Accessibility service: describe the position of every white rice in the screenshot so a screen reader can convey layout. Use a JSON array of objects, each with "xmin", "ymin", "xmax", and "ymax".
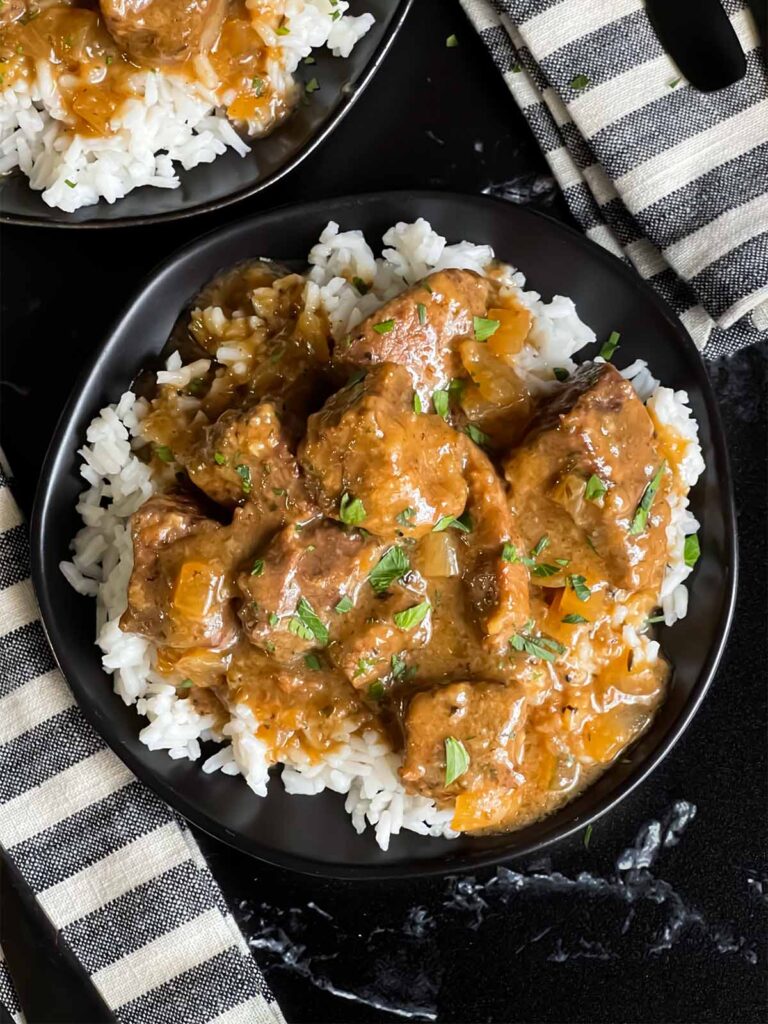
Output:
[
  {"xmin": 60, "ymin": 218, "xmax": 705, "ymax": 850},
  {"xmin": 0, "ymin": 1, "xmax": 373, "ymax": 212}
]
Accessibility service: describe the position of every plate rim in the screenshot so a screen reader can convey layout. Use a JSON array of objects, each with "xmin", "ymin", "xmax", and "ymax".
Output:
[
  {"xmin": 0, "ymin": 0, "xmax": 414, "ymax": 230},
  {"xmin": 30, "ymin": 190, "xmax": 739, "ymax": 878}
]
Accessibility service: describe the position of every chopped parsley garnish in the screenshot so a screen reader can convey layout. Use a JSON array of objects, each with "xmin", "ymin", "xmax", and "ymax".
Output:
[
  {"xmin": 417, "ymin": 302, "xmax": 427, "ymax": 325},
  {"xmin": 629, "ymin": 461, "xmax": 666, "ymax": 536},
  {"xmin": 250, "ymin": 559, "xmax": 265, "ymax": 577},
  {"xmin": 646, "ymin": 614, "xmax": 665, "ymax": 625},
  {"xmin": 553, "ymin": 367, "xmax": 569, "ymax": 382},
  {"xmin": 153, "ymin": 445, "xmax": 174, "ymax": 463},
  {"xmin": 668, "ymin": 77, "xmax": 681, "ymax": 88},
  {"xmin": 585, "ymin": 474, "xmax": 607, "ymax": 503},
  {"xmin": 393, "ymin": 601, "xmax": 431, "ymax": 631},
  {"xmin": 396, "ymin": 506, "xmax": 415, "ymax": 527},
  {"xmin": 583, "ymin": 823, "xmax": 593, "ymax": 848},
  {"xmin": 369, "ymin": 546, "xmax": 410, "ymax": 594},
  {"xmin": 530, "ymin": 562, "xmax": 562, "ymax": 578},
  {"xmin": 339, "ymin": 492, "xmax": 366, "ymax": 525},
  {"xmin": 64, "ymin": 179, "xmax": 76, "ymax": 189},
  {"xmin": 268, "ymin": 612, "xmax": 279, "ymax": 627},
  {"xmin": 432, "ymin": 389, "xmax": 449, "ymax": 419},
  {"xmin": 566, "ymin": 574, "xmax": 591, "ymax": 601},
  {"xmin": 422, "ymin": 281, "xmax": 433, "ymax": 293},
  {"xmin": 178, "ymin": 678, "xmax": 194, "ymax": 689},
  {"xmin": 509, "ymin": 623, "xmax": 566, "ymax": 662},
  {"xmin": 354, "ymin": 657, "xmax": 375, "ymax": 678},
  {"xmin": 334, "ymin": 595, "xmax": 353, "ymax": 614},
  {"xmin": 473, "ymin": 316, "xmax": 500, "ymax": 341},
  {"xmin": 570, "ymin": 73, "xmax": 590, "ymax": 90},
  {"xmin": 444, "ymin": 736, "xmax": 469, "ymax": 785},
  {"xmin": 448, "ymin": 377, "xmax": 466, "ymax": 398},
  {"xmin": 503, "ymin": 538, "xmax": 563, "ymax": 579},
  {"xmin": 372, "ymin": 319, "xmax": 395, "ymax": 334},
  {"xmin": 599, "ymin": 330, "xmax": 620, "ymax": 361},
  {"xmin": 276, "ymin": 24, "xmax": 290, "ymax": 35},
  {"xmin": 235, "ymin": 464, "xmax": 252, "ymax": 495},
  {"xmin": 390, "ymin": 653, "xmax": 406, "ymax": 678},
  {"xmin": 562, "ymin": 613, "xmax": 589, "ymax": 625},
  {"xmin": 305, "ymin": 77, "xmax": 320, "ymax": 94},
  {"xmin": 368, "ymin": 680, "xmax": 385, "ymax": 700},
  {"xmin": 353, "ymin": 276, "xmax": 370, "ymax": 295},
  {"xmin": 213, "ymin": 451, "xmax": 226, "ymax": 465},
  {"xmin": 303, "ymin": 55, "xmax": 316, "ymax": 64},
  {"xmin": 464, "ymin": 423, "xmax": 490, "ymax": 447},
  {"xmin": 683, "ymin": 533, "xmax": 700, "ymax": 568},
  {"xmin": 531, "ymin": 535, "xmax": 549, "ymax": 558},
  {"xmin": 412, "ymin": 392, "xmax": 423, "ymax": 414},
  {"xmin": 288, "ymin": 597, "xmax": 329, "ymax": 647},
  {"xmin": 304, "ymin": 653, "xmax": 322, "ymax": 671},
  {"xmin": 446, "ymin": 34, "xmax": 459, "ymax": 48},
  {"xmin": 251, "ymin": 77, "xmax": 265, "ymax": 95},
  {"xmin": 433, "ymin": 512, "xmax": 472, "ymax": 533}
]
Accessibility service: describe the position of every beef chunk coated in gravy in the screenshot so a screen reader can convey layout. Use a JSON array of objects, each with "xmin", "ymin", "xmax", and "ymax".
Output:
[
  {"xmin": 504, "ymin": 361, "xmax": 670, "ymax": 591},
  {"xmin": 401, "ymin": 681, "xmax": 527, "ymax": 802},
  {"xmin": 237, "ymin": 520, "xmax": 385, "ymax": 663},
  {"xmin": 334, "ymin": 269, "xmax": 490, "ymax": 403},
  {"xmin": 99, "ymin": 0, "xmax": 227, "ymax": 65},
  {"xmin": 299, "ymin": 363, "xmax": 468, "ymax": 541},
  {"xmin": 179, "ymin": 400, "xmax": 306, "ymax": 509}
]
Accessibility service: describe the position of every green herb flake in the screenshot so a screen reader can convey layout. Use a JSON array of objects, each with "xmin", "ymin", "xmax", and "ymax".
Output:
[
  {"xmin": 683, "ymin": 533, "xmax": 700, "ymax": 568},
  {"xmin": 250, "ymin": 558, "xmax": 265, "ymax": 577},
  {"xmin": 153, "ymin": 445, "xmax": 174, "ymax": 463},
  {"xmin": 432, "ymin": 389, "xmax": 449, "ymax": 419},
  {"xmin": 421, "ymin": 281, "xmax": 433, "ymax": 294},
  {"xmin": 531, "ymin": 535, "xmax": 550, "ymax": 558},
  {"xmin": 251, "ymin": 76, "xmax": 265, "ymax": 95},
  {"xmin": 509, "ymin": 625, "xmax": 566, "ymax": 663},
  {"xmin": 433, "ymin": 512, "xmax": 472, "ymax": 534},
  {"xmin": 583, "ymin": 823, "xmax": 593, "ymax": 849},
  {"xmin": 235, "ymin": 463, "xmax": 252, "ymax": 495},
  {"xmin": 396, "ymin": 506, "xmax": 415, "ymax": 527},
  {"xmin": 353, "ymin": 276, "xmax": 370, "ymax": 295},
  {"xmin": 646, "ymin": 614, "xmax": 665, "ymax": 625},
  {"xmin": 562, "ymin": 613, "xmax": 589, "ymax": 625},
  {"xmin": 393, "ymin": 601, "xmax": 431, "ymax": 631},
  {"xmin": 372, "ymin": 319, "xmax": 395, "ymax": 334},
  {"xmin": 668, "ymin": 77, "xmax": 681, "ymax": 89},
  {"xmin": 599, "ymin": 330, "xmax": 621, "ymax": 361},
  {"xmin": 501, "ymin": 542, "xmax": 517, "ymax": 563},
  {"xmin": 585, "ymin": 474, "xmax": 607, "ymax": 503},
  {"xmin": 289, "ymin": 596, "xmax": 329, "ymax": 647},
  {"xmin": 334, "ymin": 595, "xmax": 353, "ymax": 614},
  {"xmin": 566, "ymin": 574, "xmax": 591, "ymax": 602},
  {"xmin": 464, "ymin": 423, "xmax": 490, "ymax": 447},
  {"xmin": 530, "ymin": 562, "xmax": 562, "ymax": 578},
  {"xmin": 304, "ymin": 653, "xmax": 322, "ymax": 671},
  {"xmin": 629, "ymin": 461, "xmax": 666, "ymax": 536},
  {"xmin": 473, "ymin": 315, "xmax": 501, "ymax": 342},
  {"xmin": 64, "ymin": 179, "xmax": 76, "ymax": 189},
  {"xmin": 412, "ymin": 392, "xmax": 423, "ymax": 414},
  {"xmin": 268, "ymin": 612, "xmax": 279, "ymax": 627},
  {"xmin": 553, "ymin": 367, "xmax": 569, "ymax": 382},
  {"xmin": 570, "ymin": 73, "xmax": 590, "ymax": 90},
  {"xmin": 446, "ymin": 33, "xmax": 459, "ymax": 48},
  {"xmin": 444, "ymin": 736, "xmax": 469, "ymax": 785},
  {"xmin": 303, "ymin": 55, "xmax": 316, "ymax": 64},
  {"xmin": 368, "ymin": 680, "xmax": 385, "ymax": 700},
  {"xmin": 178, "ymin": 678, "xmax": 194, "ymax": 690},
  {"xmin": 417, "ymin": 301, "xmax": 427, "ymax": 325},
  {"xmin": 305, "ymin": 77, "xmax": 320, "ymax": 94},
  {"xmin": 213, "ymin": 451, "xmax": 226, "ymax": 465},
  {"xmin": 354, "ymin": 657, "xmax": 375, "ymax": 679},
  {"xmin": 390, "ymin": 653, "xmax": 406, "ymax": 678},
  {"xmin": 339, "ymin": 492, "xmax": 366, "ymax": 525},
  {"xmin": 369, "ymin": 546, "xmax": 410, "ymax": 594},
  {"xmin": 276, "ymin": 24, "xmax": 290, "ymax": 35}
]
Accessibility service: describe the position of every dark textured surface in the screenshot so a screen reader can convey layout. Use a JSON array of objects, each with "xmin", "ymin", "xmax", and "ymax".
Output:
[{"xmin": 1, "ymin": 1, "xmax": 766, "ymax": 1021}]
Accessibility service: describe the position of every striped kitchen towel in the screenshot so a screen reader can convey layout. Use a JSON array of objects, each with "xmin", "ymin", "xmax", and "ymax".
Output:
[
  {"xmin": 460, "ymin": 0, "xmax": 768, "ymax": 357},
  {"xmin": 0, "ymin": 466, "xmax": 284, "ymax": 1024}
]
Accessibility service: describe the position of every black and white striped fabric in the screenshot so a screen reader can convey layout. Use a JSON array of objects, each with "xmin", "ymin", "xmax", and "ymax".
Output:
[
  {"xmin": 0, "ymin": 467, "xmax": 283, "ymax": 1024},
  {"xmin": 460, "ymin": 0, "xmax": 768, "ymax": 357}
]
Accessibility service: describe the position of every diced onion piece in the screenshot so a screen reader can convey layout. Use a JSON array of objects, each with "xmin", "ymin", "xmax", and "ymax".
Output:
[
  {"xmin": 417, "ymin": 531, "xmax": 460, "ymax": 578},
  {"xmin": 580, "ymin": 705, "xmax": 651, "ymax": 764},
  {"xmin": 172, "ymin": 561, "xmax": 220, "ymax": 619},
  {"xmin": 486, "ymin": 305, "xmax": 532, "ymax": 358},
  {"xmin": 452, "ymin": 787, "xmax": 522, "ymax": 832}
]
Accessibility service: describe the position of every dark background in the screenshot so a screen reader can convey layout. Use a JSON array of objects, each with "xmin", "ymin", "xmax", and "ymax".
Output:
[{"xmin": 1, "ymin": 1, "xmax": 767, "ymax": 1021}]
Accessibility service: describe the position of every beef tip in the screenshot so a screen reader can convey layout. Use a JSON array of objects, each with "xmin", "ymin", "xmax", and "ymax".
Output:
[
  {"xmin": 0, "ymin": 0, "xmax": 27, "ymax": 29},
  {"xmin": 504, "ymin": 362, "xmax": 670, "ymax": 591},
  {"xmin": 329, "ymin": 592, "xmax": 430, "ymax": 691},
  {"xmin": 335, "ymin": 269, "xmax": 490, "ymax": 403},
  {"xmin": 400, "ymin": 681, "xmax": 527, "ymax": 802},
  {"xmin": 178, "ymin": 400, "xmax": 306, "ymax": 510},
  {"xmin": 298, "ymin": 362, "xmax": 468, "ymax": 541},
  {"xmin": 237, "ymin": 520, "xmax": 384, "ymax": 663},
  {"xmin": 99, "ymin": 0, "xmax": 226, "ymax": 65},
  {"xmin": 460, "ymin": 439, "xmax": 530, "ymax": 645},
  {"xmin": 120, "ymin": 492, "xmax": 238, "ymax": 649}
]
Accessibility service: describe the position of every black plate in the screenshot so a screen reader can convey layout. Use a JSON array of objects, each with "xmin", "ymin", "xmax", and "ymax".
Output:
[
  {"xmin": 31, "ymin": 192, "xmax": 738, "ymax": 878},
  {"xmin": 0, "ymin": 1, "xmax": 411, "ymax": 228}
]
